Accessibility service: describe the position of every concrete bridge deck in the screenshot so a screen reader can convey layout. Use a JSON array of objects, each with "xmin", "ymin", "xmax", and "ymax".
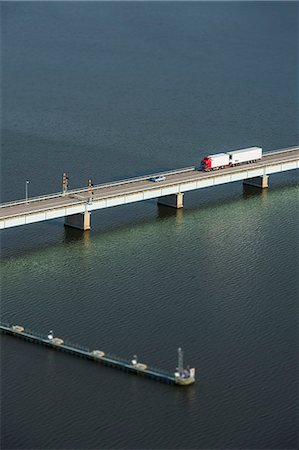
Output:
[{"xmin": 1, "ymin": 146, "xmax": 298, "ymax": 230}]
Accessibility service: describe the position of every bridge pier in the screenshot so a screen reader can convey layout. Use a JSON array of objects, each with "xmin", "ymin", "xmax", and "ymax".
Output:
[
  {"xmin": 158, "ymin": 193, "xmax": 184, "ymax": 209},
  {"xmin": 243, "ymin": 175, "xmax": 269, "ymax": 189},
  {"xmin": 64, "ymin": 212, "xmax": 91, "ymax": 230}
]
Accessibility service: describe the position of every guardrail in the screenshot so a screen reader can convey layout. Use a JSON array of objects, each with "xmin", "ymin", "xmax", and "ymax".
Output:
[
  {"xmin": 263, "ymin": 146, "xmax": 299, "ymax": 156},
  {"xmin": 0, "ymin": 199, "xmax": 90, "ymax": 220}
]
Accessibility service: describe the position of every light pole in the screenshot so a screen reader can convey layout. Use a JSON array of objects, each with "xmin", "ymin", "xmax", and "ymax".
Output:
[{"xmin": 25, "ymin": 180, "xmax": 30, "ymax": 202}]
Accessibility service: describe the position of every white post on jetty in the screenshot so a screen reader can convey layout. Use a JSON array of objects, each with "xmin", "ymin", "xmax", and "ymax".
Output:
[
  {"xmin": 131, "ymin": 355, "xmax": 138, "ymax": 366},
  {"xmin": 178, "ymin": 347, "xmax": 184, "ymax": 376},
  {"xmin": 47, "ymin": 330, "xmax": 54, "ymax": 340}
]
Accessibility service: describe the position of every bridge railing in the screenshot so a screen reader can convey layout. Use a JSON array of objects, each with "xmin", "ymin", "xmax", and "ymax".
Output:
[
  {"xmin": 263, "ymin": 146, "xmax": 299, "ymax": 156},
  {"xmin": 0, "ymin": 166, "xmax": 196, "ymax": 209}
]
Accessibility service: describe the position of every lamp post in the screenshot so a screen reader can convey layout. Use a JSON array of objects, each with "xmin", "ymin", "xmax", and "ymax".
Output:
[{"xmin": 25, "ymin": 180, "xmax": 30, "ymax": 202}]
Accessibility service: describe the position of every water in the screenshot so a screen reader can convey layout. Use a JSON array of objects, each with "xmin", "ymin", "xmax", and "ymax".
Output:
[{"xmin": 1, "ymin": 2, "xmax": 298, "ymax": 449}]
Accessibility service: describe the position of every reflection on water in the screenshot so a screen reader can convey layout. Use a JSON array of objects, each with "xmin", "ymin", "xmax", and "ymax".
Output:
[
  {"xmin": 157, "ymin": 204, "xmax": 184, "ymax": 224},
  {"xmin": 242, "ymin": 183, "xmax": 269, "ymax": 200},
  {"xmin": 63, "ymin": 226, "xmax": 91, "ymax": 248},
  {"xmin": 174, "ymin": 383, "xmax": 198, "ymax": 405}
]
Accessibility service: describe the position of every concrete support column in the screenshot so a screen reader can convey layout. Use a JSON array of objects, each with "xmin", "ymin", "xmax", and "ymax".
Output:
[
  {"xmin": 158, "ymin": 193, "xmax": 184, "ymax": 208},
  {"xmin": 64, "ymin": 212, "xmax": 91, "ymax": 230},
  {"xmin": 243, "ymin": 175, "xmax": 269, "ymax": 189}
]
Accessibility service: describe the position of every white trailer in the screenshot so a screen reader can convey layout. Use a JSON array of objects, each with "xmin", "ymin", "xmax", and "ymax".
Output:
[
  {"xmin": 208, "ymin": 153, "xmax": 230, "ymax": 169},
  {"xmin": 227, "ymin": 147, "xmax": 262, "ymax": 165}
]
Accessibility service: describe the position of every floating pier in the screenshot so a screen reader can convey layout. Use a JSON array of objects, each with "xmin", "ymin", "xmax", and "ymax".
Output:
[{"xmin": 0, "ymin": 323, "xmax": 196, "ymax": 386}]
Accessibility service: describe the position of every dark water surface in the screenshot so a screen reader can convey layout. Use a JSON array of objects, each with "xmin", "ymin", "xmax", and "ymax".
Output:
[{"xmin": 1, "ymin": 2, "xmax": 298, "ymax": 449}]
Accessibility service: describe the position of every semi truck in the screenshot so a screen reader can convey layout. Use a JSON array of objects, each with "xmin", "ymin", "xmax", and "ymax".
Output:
[
  {"xmin": 201, "ymin": 153, "xmax": 230, "ymax": 171},
  {"xmin": 201, "ymin": 147, "xmax": 262, "ymax": 171}
]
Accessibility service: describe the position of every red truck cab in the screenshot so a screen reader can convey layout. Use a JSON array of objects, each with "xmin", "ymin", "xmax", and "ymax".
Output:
[{"xmin": 201, "ymin": 157, "xmax": 212, "ymax": 171}]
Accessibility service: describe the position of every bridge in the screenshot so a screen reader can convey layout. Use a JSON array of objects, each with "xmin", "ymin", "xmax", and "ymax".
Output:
[{"xmin": 1, "ymin": 146, "xmax": 298, "ymax": 230}]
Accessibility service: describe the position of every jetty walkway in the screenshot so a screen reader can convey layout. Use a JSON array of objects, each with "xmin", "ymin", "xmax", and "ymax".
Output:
[{"xmin": 0, "ymin": 323, "xmax": 196, "ymax": 386}]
